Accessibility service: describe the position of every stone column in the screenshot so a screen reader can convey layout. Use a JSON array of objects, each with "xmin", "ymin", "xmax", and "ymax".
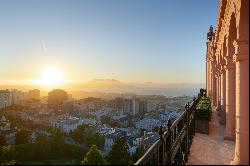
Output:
[
  {"xmin": 233, "ymin": 39, "xmax": 249, "ymax": 165},
  {"xmin": 224, "ymin": 56, "xmax": 236, "ymax": 141},
  {"xmin": 213, "ymin": 73, "xmax": 218, "ymax": 107},
  {"xmin": 211, "ymin": 61, "xmax": 217, "ymax": 108},
  {"xmin": 219, "ymin": 72, "xmax": 221, "ymax": 109},
  {"xmin": 219, "ymin": 68, "xmax": 226, "ymax": 125},
  {"xmin": 206, "ymin": 57, "xmax": 208, "ymax": 96},
  {"xmin": 207, "ymin": 59, "xmax": 211, "ymax": 98},
  {"xmin": 216, "ymin": 71, "xmax": 221, "ymax": 114},
  {"xmin": 209, "ymin": 60, "xmax": 212, "ymax": 99}
]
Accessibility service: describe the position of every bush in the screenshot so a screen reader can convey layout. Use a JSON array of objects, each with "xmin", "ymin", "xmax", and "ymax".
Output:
[{"xmin": 195, "ymin": 97, "xmax": 212, "ymax": 121}]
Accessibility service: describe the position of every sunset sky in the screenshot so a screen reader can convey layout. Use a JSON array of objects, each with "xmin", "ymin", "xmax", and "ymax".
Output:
[{"xmin": 0, "ymin": 0, "xmax": 218, "ymax": 87}]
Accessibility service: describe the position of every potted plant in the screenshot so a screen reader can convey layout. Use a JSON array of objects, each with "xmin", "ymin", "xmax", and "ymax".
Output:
[{"xmin": 194, "ymin": 97, "xmax": 211, "ymax": 134}]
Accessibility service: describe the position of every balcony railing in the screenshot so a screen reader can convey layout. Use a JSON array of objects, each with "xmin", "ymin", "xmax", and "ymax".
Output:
[{"xmin": 135, "ymin": 91, "xmax": 203, "ymax": 165}]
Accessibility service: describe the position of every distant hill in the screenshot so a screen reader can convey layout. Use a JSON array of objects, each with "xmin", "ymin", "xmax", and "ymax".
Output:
[{"xmin": 83, "ymin": 79, "xmax": 128, "ymax": 88}]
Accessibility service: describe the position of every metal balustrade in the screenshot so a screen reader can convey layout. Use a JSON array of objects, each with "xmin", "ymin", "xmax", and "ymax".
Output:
[{"xmin": 135, "ymin": 92, "xmax": 202, "ymax": 165}]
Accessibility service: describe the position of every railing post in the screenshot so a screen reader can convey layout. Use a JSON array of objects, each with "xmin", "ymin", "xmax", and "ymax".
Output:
[
  {"xmin": 185, "ymin": 103, "xmax": 190, "ymax": 158},
  {"xmin": 165, "ymin": 120, "xmax": 172, "ymax": 165},
  {"xmin": 158, "ymin": 125, "xmax": 164, "ymax": 165}
]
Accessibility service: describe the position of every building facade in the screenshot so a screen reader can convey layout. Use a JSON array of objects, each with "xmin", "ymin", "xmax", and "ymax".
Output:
[
  {"xmin": 0, "ymin": 90, "xmax": 11, "ymax": 108},
  {"xmin": 205, "ymin": 0, "xmax": 248, "ymax": 164}
]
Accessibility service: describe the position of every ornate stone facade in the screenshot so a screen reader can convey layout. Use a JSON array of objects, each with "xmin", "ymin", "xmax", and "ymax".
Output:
[{"xmin": 205, "ymin": 0, "xmax": 248, "ymax": 164}]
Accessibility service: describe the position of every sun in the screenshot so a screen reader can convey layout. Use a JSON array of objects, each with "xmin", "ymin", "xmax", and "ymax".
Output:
[{"xmin": 36, "ymin": 65, "xmax": 64, "ymax": 87}]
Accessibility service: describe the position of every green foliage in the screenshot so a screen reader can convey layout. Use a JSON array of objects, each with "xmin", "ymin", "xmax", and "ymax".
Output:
[
  {"xmin": 7, "ymin": 139, "xmax": 86, "ymax": 161},
  {"xmin": 0, "ymin": 159, "xmax": 19, "ymax": 165},
  {"xmin": 195, "ymin": 97, "xmax": 212, "ymax": 121},
  {"xmin": 87, "ymin": 133, "xmax": 104, "ymax": 150},
  {"xmin": 51, "ymin": 128, "xmax": 65, "ymax": 145},
  {"xmin": 70, "ymin": 124, "xmax": 104, "ymax": 149},
  {"xmin": 0, "ymin": 145, "xmax": 16, "ymax": 162},
  {"xmin": 131, "ymin": 149, "xmax": 145, "ymax": 164},
  {"xmin": 15, "ymin": 128, "xmax": 31, "ymax": 145},
  {"xmin": 0, "ymin": 111, "xmax": 52, "ymax": 132},
  {"xmin": 108, "ymin": 137, "xmax": 131, "ymax": 165},
  {"xmin": 70, "ymin": 124, "xmax": 89, "ymax": 144},
  {"xmin": 35, "ymin": 134, "xmax": 48, "ymax": 143},
  {"xmin": 0, "ymin": 134, "xmax": 8, "ymax": 148},
  {"xmin": 10, "ymin": 139, "xmax": 87, "ymax": 162},
  {"xmin": 82, "ymin": 145, "xmax": 105, "ymax": 165},
  {"xmin": 100, "ymin": 115, "xmax": 110, "ymax": 125},
  {"xmin": 0, "ymin": 127, "xmax": 87, "ymax": 163}
]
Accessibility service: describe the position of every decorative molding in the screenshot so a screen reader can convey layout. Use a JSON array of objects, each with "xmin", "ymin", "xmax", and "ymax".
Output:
[
  {"xmin": 224, "ymin": 56, "xmax": 235, "ymax": 70},
  {"xmin": 233, "ymin": 39, "xmax": 249, "ymax": 62}
]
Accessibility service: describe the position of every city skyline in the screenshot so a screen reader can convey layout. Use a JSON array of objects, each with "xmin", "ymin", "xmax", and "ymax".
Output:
[{"xmin": 0, "ymin": 0, "xmax": 218, "ymax": 89}]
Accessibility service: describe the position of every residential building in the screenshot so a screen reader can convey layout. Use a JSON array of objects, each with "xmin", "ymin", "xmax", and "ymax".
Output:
[
  {"xmin": 135, "ymin": 118, "xmax": 160, "ymax": 131},
  {"xmin": 0, "ymin": 90, "xmax": 11, "ymax": 108}
]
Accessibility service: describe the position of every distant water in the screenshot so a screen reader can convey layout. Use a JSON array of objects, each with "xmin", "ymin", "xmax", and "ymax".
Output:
[{"xmin": 83, "ymin": 86, "xmax": 203, "ymax": 97}]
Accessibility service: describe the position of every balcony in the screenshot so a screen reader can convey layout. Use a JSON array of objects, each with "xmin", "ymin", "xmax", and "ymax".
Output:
[
  {"xmin": 135, "ymin": 89, "xmax": 235, "ymax": 165},
  {"xmin": 134, "ymin": 91, "xmax": 202, "ymax": 165},
  {"xmin": 187, "ymin": 106, "xmax": 235, "ymax": 165}
]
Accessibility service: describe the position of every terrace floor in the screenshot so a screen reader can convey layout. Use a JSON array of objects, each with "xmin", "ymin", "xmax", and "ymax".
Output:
[{"xmin": 187, "ymin": 110, "xmax": 235, "ymax": 165}]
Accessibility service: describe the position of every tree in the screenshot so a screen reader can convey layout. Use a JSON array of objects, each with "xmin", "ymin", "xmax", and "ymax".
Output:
[
  {"xmin": 0, "ymin": 134, "xmax": 8, "ymax": 157},
  {"xmin": 100, "ymin": 115, "xmax": 110, "ymax": 124},
  {"xmin": 0, "ymin": 145, "xmax": 16, "ymax": 162},
  {"xmin": 70, "ymin": 124, "xmax": 89, "ymax": 144},
  {"xmin": 51, "ymin": 128, "xmax": 65, "ymax": 145},
  {"xmin": 36, "ymin": 134, "xmax": 48, "ymax": 143},
  {"xmin": 0, "ymin": 134, "xmax": 8, "ymax": 147},
  {"xmin": 108, "ymin": 137, "xmax": 131, "ymax": 165},
  {"xmin": 48, "ymin": 89, "xmax": 67, "ymax": 110},
  {"xmin": 131, "ymin": 149, "xmax": 145, "ymax": 163},
  {"xmin": 82, "ymin": 145, "xmax": 105, "ymax": 165},
  {"xmin": 15, "ymin": 129, "xmax": 31, "ymax": 145},
  {"xmin": 87, "ymin": 133, "xmax": 104, "ymax": 150}
]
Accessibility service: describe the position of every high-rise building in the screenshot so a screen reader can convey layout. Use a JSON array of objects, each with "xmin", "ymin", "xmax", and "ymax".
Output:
[
  {"xmin": 139, "ymin": 99, "xmax": 147, "ymax": 116},
  {"xmin": 114, "ymin": 97, "xmax": 123, "ymax": 113},
  {"xmin": 0, "ymin": 89, "xmax": 11, "ymax": 108},
  {"xmin": 123, "ymin": 98, "xmax": 133, "ymax": 114},
  {"xmin": 132, "ymin": 97, "xmax": 139, "ymax": 116}
]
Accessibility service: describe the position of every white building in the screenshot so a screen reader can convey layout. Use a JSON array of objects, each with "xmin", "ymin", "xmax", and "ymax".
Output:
[
  {"xmin": 51, "ymin": 117, "xmax": 96, "ymax": 133},
  {"xmin": 51, "ymin": 117, "xmax": 80, "ymax": 133},
  {"xmin": 80, "ymin": 118, "xmax": 96, "ymax": 125},
  {"xmin": 135, "ymin": 118, "xmax": 160, "ymax": 131}
]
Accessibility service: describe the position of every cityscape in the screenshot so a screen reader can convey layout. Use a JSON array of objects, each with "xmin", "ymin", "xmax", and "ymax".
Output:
[
  {"xmin": 0, "ymin": 88, "xmax": 193, "ymax": 164},
  {"xmin": 0, "ymin": 0, "xmax": 249, "ymax": 165}
]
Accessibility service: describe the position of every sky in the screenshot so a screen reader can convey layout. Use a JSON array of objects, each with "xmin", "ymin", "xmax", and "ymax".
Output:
[{"xmin": 0, "ymin": 0, "xmax": 219, "ymax": 86}]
